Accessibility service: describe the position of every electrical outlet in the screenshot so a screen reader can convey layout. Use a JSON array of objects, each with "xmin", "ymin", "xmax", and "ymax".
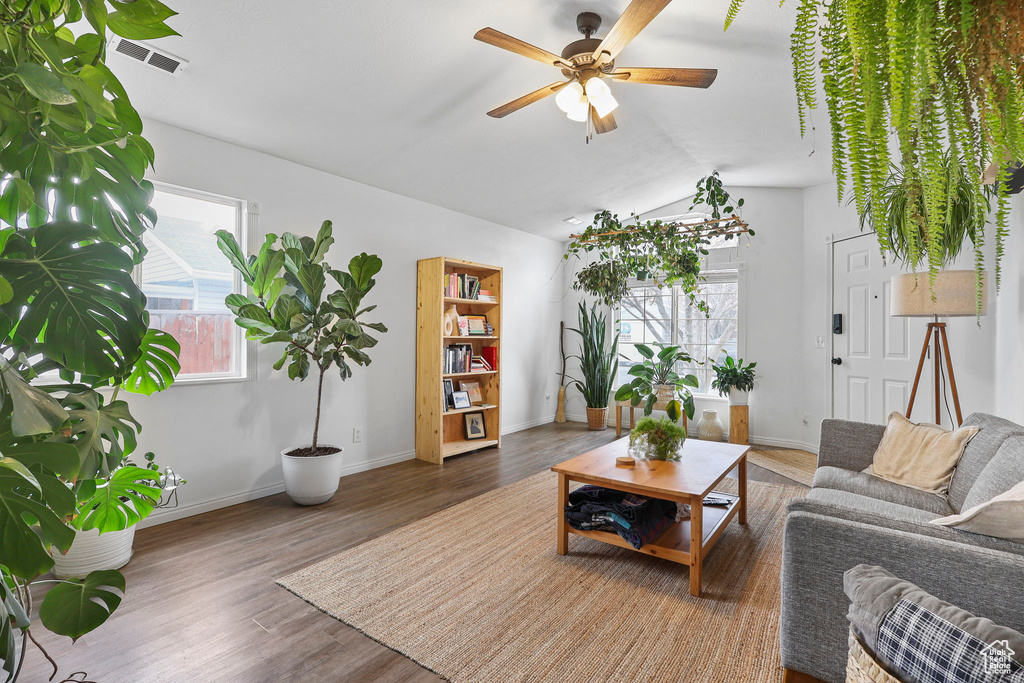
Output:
[
  {"xmin": 815, "ymin": 335, "xmax": 825, "ymax": 348},
  {"xmin": 352, "ymin": 427, "xmax": 362, "ymax": 443},
  {"xmin": 802, "ymin": 412, "xmax": 810, "ymax": 425}
]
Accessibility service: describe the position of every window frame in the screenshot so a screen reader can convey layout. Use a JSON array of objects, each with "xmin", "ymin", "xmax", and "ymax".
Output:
[
  {"xmin": 140, "ymin": 180, "xmax": 254, "ymax": 387},
  {"xmin": 615, "ymin": 264, "xmax": 746, "ymax": 399}
]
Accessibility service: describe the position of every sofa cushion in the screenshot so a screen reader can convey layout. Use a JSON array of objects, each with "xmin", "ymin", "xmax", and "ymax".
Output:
[
  {"xmin": 806, "ymin": 488, "xmax": 946, "ymax": 524},
  {"xmin": 963, "ymin": 435, "xmax": 1024, "ymax": 512},
  {"xmin": 948, "ymin": 413, "xmax": 1024, "ymax": 512},
  {"xmin": 844, "ymin": 565, "xmax": 1024, "ymax": 674},
  {"xmin": 932, "ymin": 480, "xmax": 1024, "ymax": 542},
  {"xmin": 812, "ymin": 466, "xmax": 954, "ymax": 515},
  {"xmin": 868, "ymin": 412, "xmax": 978, "ymax": 494}
]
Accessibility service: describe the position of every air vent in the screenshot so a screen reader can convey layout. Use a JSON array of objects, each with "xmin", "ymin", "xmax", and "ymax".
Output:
[
  {"xmin": 146, "ymin": 52, "xmax": 181, "ymax": 74},
  {"xmin": 109, "ymin": 37, "xmax": 188, "ymax": 76},
  {"xmin": 115, "ymin": 39, "xmax": 150, "ymax": 61}
]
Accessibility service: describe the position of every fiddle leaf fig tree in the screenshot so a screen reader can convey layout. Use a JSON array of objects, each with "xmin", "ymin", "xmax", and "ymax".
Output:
[
  {"xmin": 0, "ymin": 1, "xmax": 183, "ymax": 680},
  {"xmin": 217, "ymin": 221, "xmax": 388, "ymax": 454}
]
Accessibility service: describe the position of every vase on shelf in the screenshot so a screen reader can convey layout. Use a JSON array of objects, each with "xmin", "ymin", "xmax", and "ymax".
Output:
[{"xmin": 696, "ymin": 409, "xmax": 725, "ymax": 441}]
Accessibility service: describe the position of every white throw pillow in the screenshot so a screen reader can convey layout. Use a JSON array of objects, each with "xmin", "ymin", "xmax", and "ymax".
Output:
[
  {"xmin": 931, "ymin": 480, "xmax": 1024, "ymax": 541},
  {"xmin": 867, "ymin": 412, "xmax": 979, "ymax": 494}
]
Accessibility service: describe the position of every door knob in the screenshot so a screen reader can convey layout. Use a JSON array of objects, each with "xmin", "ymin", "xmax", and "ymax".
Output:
[{"xmin": 831, "ymin": 357, "xmax": 843, "ymax": 365}]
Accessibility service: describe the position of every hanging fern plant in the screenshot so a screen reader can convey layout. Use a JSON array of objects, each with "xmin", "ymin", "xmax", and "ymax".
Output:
[{"xmin": 725, "ymin": 0, "xmax": 1024, "ymax": 302}]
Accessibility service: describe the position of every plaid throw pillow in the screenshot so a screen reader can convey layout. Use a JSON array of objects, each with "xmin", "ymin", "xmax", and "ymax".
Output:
[{"xmin": 877, "ymin": 599, "xmax": 1024, "ymax": 683}]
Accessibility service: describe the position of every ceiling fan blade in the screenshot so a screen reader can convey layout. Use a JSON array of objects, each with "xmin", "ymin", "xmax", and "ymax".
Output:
[
  {"xmin": 474, "ymin": 28, "xmax": 573, "ymax": 69},
  {"xmin": 592, "ymin": 0, "xmax": 673, "ymax": 64},
  {"xmin": 611, "ymin": 67, "xmax": 718, "ymax": 88},
  {"xmin": 593, "ymin": 109, "xmax": 618, "ymax": 134},
  {"xmin": 487, "ymin": 81, "xmax": 570, "ymax": 118}
]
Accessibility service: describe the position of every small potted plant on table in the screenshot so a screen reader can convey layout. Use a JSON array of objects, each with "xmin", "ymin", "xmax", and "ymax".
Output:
[
  {"xmin": 217, "ymin": 221, "xmax": 387, "ymax": 505},
  {"xmin": 629, "ymin": 416, "xmax": 687, "ymax": 461},
  {"xmin": 567, "ymin": 302, "xmax": 618, "ymax": 430}
]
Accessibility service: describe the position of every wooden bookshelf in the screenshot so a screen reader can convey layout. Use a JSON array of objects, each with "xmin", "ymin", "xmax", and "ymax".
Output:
[{"xmin": 416, "ymin": 257, "xmax": 502, "ymax": 464}]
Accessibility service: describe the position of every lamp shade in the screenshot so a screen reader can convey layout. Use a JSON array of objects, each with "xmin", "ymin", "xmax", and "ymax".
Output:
[{"xmin": 890, "ymin": 270, "xmax": 988, "ymax": 317}]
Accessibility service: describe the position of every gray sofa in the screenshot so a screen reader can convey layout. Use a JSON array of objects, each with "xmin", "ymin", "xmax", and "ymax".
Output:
[{"xmin": 780, "ymin": 413, "xmax": 1024, "ymax": 683}]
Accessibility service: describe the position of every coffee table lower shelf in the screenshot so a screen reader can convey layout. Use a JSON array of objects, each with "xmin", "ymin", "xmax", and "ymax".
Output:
[{"xmin": 565, "ymin": 492, "xmax": 740, "ymax": 567}]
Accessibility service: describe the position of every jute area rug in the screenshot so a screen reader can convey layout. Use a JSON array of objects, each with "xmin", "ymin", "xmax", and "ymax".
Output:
[
  {"xmin": 748, "ymin": 448, "xmax": 818, "ymax": 487},
  {"xmin": 278, "ymin": 471, "xmax": 806, "ymax": 683}
]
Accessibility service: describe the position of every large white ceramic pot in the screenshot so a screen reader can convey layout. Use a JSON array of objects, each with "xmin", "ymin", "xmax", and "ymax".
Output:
[
  {"xmin": 51, "ymin": 526, "xmax": 136, "ymax": 579},
  {"xmin": 281, "ymin": 445, "xmax": 344, "ymax": 505},
  {"xmin": 729, "ymin": 389, "xmax": 749, "ymax": 406}
]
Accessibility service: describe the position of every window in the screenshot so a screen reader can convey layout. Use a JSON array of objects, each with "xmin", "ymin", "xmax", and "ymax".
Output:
[
  {"xmin": 139, "ymin": 184, "xmax": 248, "ymax": 381},
  {"xmin": 617, "ymin": 269, "xmax": 741, "ymax": 395}
]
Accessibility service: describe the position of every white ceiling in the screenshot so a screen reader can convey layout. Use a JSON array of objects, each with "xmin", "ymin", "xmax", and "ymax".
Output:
[{"xmin": 114, "ymin": 0, "xmax": 834, "ymax": 240}]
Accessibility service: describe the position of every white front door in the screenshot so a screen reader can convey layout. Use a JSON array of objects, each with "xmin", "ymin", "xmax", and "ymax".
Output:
[{"xmin": 831, "ymin": 234, "xmax": 930, "ymax": 424}]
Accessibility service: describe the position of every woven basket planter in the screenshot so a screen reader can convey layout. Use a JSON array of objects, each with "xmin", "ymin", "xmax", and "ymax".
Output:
[
  {"xmin": 847, "ymin": 630, "xmax": 901, "ymax": 683},
  {"xmin": 586, "ymin": 407, "xmax": 608, "ymax": 431}
]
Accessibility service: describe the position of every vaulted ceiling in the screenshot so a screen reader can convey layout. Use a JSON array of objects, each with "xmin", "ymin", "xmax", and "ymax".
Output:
[{"xmin": 115, "ymin": 0, "xmax": 833, "ymax": 240}]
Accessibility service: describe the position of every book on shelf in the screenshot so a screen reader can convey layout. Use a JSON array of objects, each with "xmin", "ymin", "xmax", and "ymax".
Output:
[
  {"xmin": 470, "ymin": 355, "xmax": 491, "ymax": 372},
  {"xmin": 477, "ymin": 289, "xmax": 496, "ymax": 302},
  {"xmin": 443, "ymin": 343, "xmax": 474, "ymax": 374},
  {"xmin": 445, "ymin": 273, "xmax": 483, "ymax": 300},
  {"xmin": 481, "ymin": 346, "xmax": 498, "ymax": 372}
]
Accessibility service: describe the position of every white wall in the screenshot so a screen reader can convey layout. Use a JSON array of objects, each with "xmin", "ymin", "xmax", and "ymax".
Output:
[
  {"xmin": 561, "ymin": 187, "xmax": 813, "ymax": 450},
  {"xmin": 133, "ymin": 119, "xmax": 566, "ymax": 525},
  {"xmin": 995, "ymin": 202, "xmax": 1024, "ymax": 424}
]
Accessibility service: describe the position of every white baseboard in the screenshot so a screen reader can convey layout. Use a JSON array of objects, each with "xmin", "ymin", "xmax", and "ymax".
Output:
[
  {"xmin": 138, "ymin": 448, "xmax": 416, "ymax": 529},
  {"xmin": 750, "ymin": 436, "xmax": 819, "ymax": 454},
  {"xmin": 501, "ymin": 415, "xmax": 556, "ymax": 434}
]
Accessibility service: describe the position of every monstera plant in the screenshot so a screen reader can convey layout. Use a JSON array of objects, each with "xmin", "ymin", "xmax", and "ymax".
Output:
[
  {"xmin": 217, "ymin": 221, "xmax": 387, "ymax": 505},
  {"xmin": 0, "ymin": 1, "xmax": 181, "ymax": 681}
]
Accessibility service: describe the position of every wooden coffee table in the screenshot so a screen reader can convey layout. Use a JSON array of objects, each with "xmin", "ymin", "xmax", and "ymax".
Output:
[{"xmin": 551, "ymin": 438, "xmax": 750, "ymax": 597}]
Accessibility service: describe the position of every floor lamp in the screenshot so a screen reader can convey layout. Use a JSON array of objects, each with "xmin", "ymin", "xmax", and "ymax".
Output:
[{"xmin": 891, "ymin": 270, "xmax": 988, "ymax": 427}]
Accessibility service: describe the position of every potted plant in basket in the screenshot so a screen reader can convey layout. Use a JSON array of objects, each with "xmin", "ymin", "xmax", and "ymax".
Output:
[
  {"xmin": 614, "ymin": 344, "xmax": 698, "ymax": 422},
  {"xmin": 217, "ymin": 221, "xmax": 387, "ymax": 505},
  {"xmin": 711, "ymin": 354, "xmax": 757, "ymax": 406},
  {"xmin": 567, "ymin": 302, "xmax": 618, "ymax": 431},
  {"xmin": 629, "ymin": 416, "xmax": 688, "ymax": 461}
]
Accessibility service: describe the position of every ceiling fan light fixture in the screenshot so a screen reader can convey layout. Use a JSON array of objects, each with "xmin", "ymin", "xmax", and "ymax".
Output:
[
  {"xmin": 566, "ymin": 102, "xmax": 589, "ymax": 122},
  {"xmin": 555, "ymin": 81, "xmax": 586, "ymax": 114},
  {"xmin": 584, "ymin": 77, "xmax": 618, "ymax": 118}
]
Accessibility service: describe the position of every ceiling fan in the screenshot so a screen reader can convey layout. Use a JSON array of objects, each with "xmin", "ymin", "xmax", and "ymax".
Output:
[{"xmin": 474, "ymin": 0, "xmax": 717, "ymax": 136}]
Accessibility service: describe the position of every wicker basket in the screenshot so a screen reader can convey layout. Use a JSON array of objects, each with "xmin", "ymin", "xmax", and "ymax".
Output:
[
  {"xmin": 586, "ymin": 407, "xmax": 608, "ymax": 431},
  {"xmin": 847, "ymin": 629, "xmax": 902, "ymax": 683}
]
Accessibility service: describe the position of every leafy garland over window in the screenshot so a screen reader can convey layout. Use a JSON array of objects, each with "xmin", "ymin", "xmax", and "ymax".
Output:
[
  {"xmin": 725, "ymin": 0, "xmax": 1024, "ymax": 299},
  {"xmin": 563, "ymin": 173, "xmax": 752, "ymax": 310}
]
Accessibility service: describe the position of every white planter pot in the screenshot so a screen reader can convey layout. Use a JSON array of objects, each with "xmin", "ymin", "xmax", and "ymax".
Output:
[
  {"xmin": 281, "ymin": 445, "xmax": 344, "ymax": 506},
  {"xmin": 729, "ymin": 389, "xmax": 749, "ymax": 406},
  {"xmin": 51, "ymin": 525, "xmax": 136, "ymax": 579}
]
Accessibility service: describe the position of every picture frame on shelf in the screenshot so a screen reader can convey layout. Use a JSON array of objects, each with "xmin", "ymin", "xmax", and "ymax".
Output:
[
  {"xmin": 460, "ymin": 380, "xmax": 483, "ymax": 405},
  {"xmin": 465, "ymin": 314, "xmax": 488, "ymax": 336},
  {"xmin": 452, "ymin": 390, "xmax": 472, "ymax": 410},
  {"xmin": 464, "ymin": 412, "xmax": 486, "ymax": 440},
  {"xmin": 443, "ymin": 378, "xmax": 455, "ymax": 409}
]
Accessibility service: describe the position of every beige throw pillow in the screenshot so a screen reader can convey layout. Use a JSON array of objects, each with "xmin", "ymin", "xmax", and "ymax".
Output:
[
  {"xmin": 867, "ymin": 412, "xmax": 979, "ymax": 494},
  {"xmin": 931, "ymin": 480, "xmax": 1024, "ymax": 540}
]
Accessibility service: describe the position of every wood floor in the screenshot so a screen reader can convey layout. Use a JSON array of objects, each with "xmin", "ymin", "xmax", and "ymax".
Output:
[{"xmin": 24, "ymin": 422, "xmax": 806, "ymax": 683}]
